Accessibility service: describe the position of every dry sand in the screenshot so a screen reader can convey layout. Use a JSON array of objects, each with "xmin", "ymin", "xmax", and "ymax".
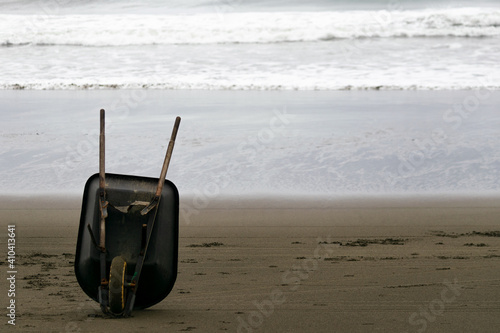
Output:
[{"xmin": 1, "ymin": 195, "xmax": 500, "ymax": 332}]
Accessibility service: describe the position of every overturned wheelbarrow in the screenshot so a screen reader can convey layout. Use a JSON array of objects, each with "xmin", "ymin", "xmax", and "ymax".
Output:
[{"xmin": 75, "ymin": 109, "xmax": 181, "ymax": 317}]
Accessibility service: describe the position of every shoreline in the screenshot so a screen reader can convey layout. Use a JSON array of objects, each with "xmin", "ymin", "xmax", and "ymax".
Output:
[{"xmin": 1, "ymin": 192, "xmax": 499, "ymax": 227}]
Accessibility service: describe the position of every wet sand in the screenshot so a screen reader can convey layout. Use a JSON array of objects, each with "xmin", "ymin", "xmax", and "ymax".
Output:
[
  {"xmin": 1, "ymin": 195, "xmax": 500, "ymax": 332},
  {"xmin": 2, "ymin": 89, "xmax": 500, "ymax": 196}
]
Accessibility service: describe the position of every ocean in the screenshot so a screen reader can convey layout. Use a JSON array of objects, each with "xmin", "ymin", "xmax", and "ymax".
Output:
[
  {"xmin": 0, "ymin": 0, "xmax": 499, "ymax": 197},
  {"xmin": 1, "ymin": 0, "xmax": 499, "ymax": 90}
]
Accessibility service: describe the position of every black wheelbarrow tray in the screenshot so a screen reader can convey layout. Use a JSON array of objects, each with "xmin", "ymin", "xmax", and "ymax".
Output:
[{"xmin": 75, "ymin": 110, "xmax": 181, "ymax": 317}]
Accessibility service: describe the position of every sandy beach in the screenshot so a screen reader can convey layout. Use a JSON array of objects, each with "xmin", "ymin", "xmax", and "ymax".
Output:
[
  {"xmin": 2, "ymin": 0, "xmax": 500, "ymax": 330},
  {"xmin": 1, "ymin": 194, "xmax": 499, "ymax": 332},
  {"xmin": 1, "ymin": 90, "xmax": 500, "ymax": 332}
]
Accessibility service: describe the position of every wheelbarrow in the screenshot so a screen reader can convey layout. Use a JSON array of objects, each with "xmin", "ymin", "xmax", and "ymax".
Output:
[{"xmin": 75, "ymin": 109, "xmax": 181, "ymax": 317}]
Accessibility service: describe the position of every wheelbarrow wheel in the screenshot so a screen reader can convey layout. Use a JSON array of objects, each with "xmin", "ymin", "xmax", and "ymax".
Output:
[{"xmin": 109, "ymin": 256, "xmax": 127, "ymax": 314}]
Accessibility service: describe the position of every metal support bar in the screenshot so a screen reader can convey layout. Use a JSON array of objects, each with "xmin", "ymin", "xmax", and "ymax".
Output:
[{"xmin": 87, "ymin": 224, "xmax": 100, "ymax": 251}]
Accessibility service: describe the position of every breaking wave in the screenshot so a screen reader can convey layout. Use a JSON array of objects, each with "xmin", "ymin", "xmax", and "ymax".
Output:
[{"xmin": 1, "ymin": 8, "xmax": 500, "ymax": 46}]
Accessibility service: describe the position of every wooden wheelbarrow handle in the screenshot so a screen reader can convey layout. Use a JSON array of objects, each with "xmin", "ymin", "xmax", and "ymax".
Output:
[
  {"xmin": 99, "ymin": 109, "xmax": 106, "ymax": 190},
  {"xmin": 156, "ymin": 116, "xmax": 181, "ymax": 197},
  {"xmin": 98, "ymin": 109, "xmax": 108, "ymax": 249},
  {"xmin": 141, "ymin": 116, "xmax": 181, "ymax": 215}
]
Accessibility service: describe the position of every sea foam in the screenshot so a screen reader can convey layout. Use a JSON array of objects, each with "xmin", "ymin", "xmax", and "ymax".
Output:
[{"xmin": 1, "ymin": 8, "xmax": 499, "ymax": 46}]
